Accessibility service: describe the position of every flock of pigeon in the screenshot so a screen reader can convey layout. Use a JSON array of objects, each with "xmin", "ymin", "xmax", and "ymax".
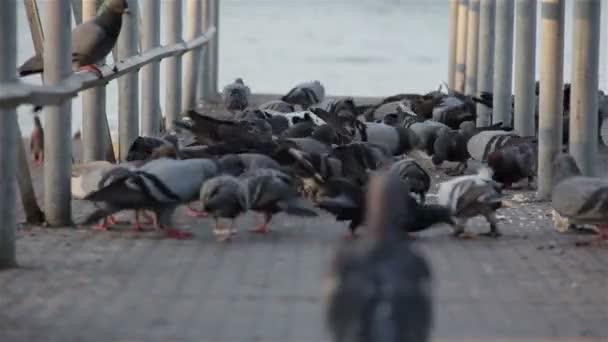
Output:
[{"xmin": 16, "ymin": 0, "xmax": 608, "ymax": 339}]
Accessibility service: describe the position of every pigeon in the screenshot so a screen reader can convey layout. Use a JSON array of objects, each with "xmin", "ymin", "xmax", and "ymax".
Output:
[
  {"xmin": 30, "ymin": 115, "xmax": 44, "ymax": 166},
  {"xmin": 330, "ymin": 142, "xmax": 392, "ymax": 185},
  {"xmin": 18, "ymin": 0, "xmax": 130, "ymax": 78},
  {"xmin": 310, "ymin": 97, "xmax": 359, "ymax": 122},
  {"xmin": 486, "ymin": 139, "xmax": 537, "ymax": 189},
  {"xmin": 125, "ymin": 134, "xmax": 179, "ymax": 162},
  {"xmin": 80, "ymin": 158, "xmax": 227, "ymax": 239},
  {"xmin": 408, "ymin": 120, "xmax": 449, "ymax": 155},
  {"xmin": 281, "ymin": 121, "xmax": 317, "ymax": 138},
  {"xmin": 233, "ymin": 153, "xmax": 282, "ymax": 172},
  {"xmin": 388, "ymin": 157, "xmax": 431, "ymax": 203},
  {"xmin": 200, "ymin": 168, "xmax": 318, "ymax": 241},
  {"xmin": 282, "ymin": 124, "xmax": 339, "ymax": 155},
  {"xmin": 436, "ymin": 167, "xmax": 504, "ymax": 238},
  {"xmin": 258, "ymin": 100, "xmax": 295, "ymax": 113},
  {"xmin": 431, "ymin": 127, "xmax": 470, "ymax": 175},
  {"xmin": 353, "ymin": 122, "xmax": 421, "ymax": 156},
  {"xmin": 551, "ymin": 153, "xmax": 608, "ymax": 243},
  {"xmin": 316, "ymin": 177, "xmax": 366, "ymax": 238},
  {"xmin": 282, "ymin": 80, "xmax": 326, "ymax": 109},
  {"xmin": 466, "ymin": 130, "xmax": 523, "ymax": 162},
  {"xmin": 324, "ymin": 171, "xmax": 433, "ymax": 342},
  {"xmin": 71, "ymin": 160, "xmax": 151, "ymax": 231},
  {"xmin": 222, "ymin": 78, "xmax": 251, "ymax": 113}
]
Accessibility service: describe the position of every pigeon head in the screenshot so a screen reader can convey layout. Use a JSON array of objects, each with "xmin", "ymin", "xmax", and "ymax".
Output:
[
  {"xmin": 200, "ymin": 176, "xmax": 247, "ymax": 217},
  {"xmin": 552, "ymin": 153, "xmax": 582, "ymax": 186},
  {"xmin": 101, "ymin": 0, "xmax": 130, "ymax": 15}
]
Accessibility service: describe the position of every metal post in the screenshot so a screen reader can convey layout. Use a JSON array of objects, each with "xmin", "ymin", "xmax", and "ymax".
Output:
[
  {"xmin": 465, "ymin": 0, "xmax": 480, "ymax": 95},
  {"xmin": 514, "ymin": 0, "xmax": 537, "ymax": 136},
  {"xmin": 43, "ymin": 0, "xmax": 73, "ymax": 226},
  {"xmin": 476, "ymin": 0, "xmax": 496, "ymax": 126},
  {"xmin": 448, "ymin": 0, "xmax": 459, "ymax": 89},
  {"xmin": 117, "ymin": 0, "xmax": 140, "ymax": 160},
  {"xmin": 82, "ymin": 0, "xmax": 107, "ymax": 161},
  {"xmin": 182, "ymin": 0, "xmax": 202, "ymax": 110},
  {"xmin": 570, "ymin": 0, "xmax": 601, "ymax": 176},
  {"xmin": 492, "ymin": 0, "xmax": 515, "ymax": 126},
  {"xmin": 141, "ymin": 0, "xmax": 161, "ymax": 136},
  {"xmin": 209, "ymin": 0, "xmax": 220, "ymax": 102},
  {"xmin": 538, "ymin": 0, "xmax": 565, "ymax": 199},
  {"xmin": 164, "ymin": 0, "xmax": 182, "ymax": 132},
  {"xmin": 454, "ymin": 0, "xmax": 469, "ymax": 93},
  {"xmin": 0, "ymin": 0, "xmax": 18, "ymax": 267}
]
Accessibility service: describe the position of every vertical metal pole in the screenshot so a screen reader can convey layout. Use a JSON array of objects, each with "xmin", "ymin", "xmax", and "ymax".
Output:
[
  {"xmin": 448, "ymin": 0, "xmax": 459, "ymax": 89},
  {"xmin": 117, "ymin": 0, "xmax": 140, "ymax": 160},
  {"xmin": 209, "ymin": 0, "xmax": 220, "ymax": 102},
  {"xmin": 538, "ymin": 0, "xmax": 565, "ymax": 199},
  {"xmin": 0, "ymin": 0, "xmax": 18, "ymax": 267},
  {"xmin": 465, "ymin": 0, "xmax": 480, "ymax": 96},
  {"xmin": 492, "ymin": 0, "xmax": 515, "ymax": 126},
  {"xmin": 198, "ymin": 0, "xmax": 211, "ymax": 103},
  {"xmin": 570, "ymin": 0, "xmax": 601, "ymax": 176},
  {"xmin": 514, "ymin": 0, "xmax": 538, "ymax": 136},
  {"xmin": 476, "ymin": 0, "xmax": 496, "ymax": 126},
  {"xmin": 82, "ymin": 0, "xmax": 107, "ymax": 161},
  {"xmin": 165, "ymin": 0, "xmax": 183, "ymax": 132},
  {"xmin": 454, "ymin": 0, "xmax": 469, "ymax": 93},
  {"xmin": 44, "ymin": 0, "xmax": 73, "ymax": 226},
  {"xmin": 141, "ymin": 0, "xmax": 161, "ymax": 136},
  {"xmin": 182, "ymin": 0, "xmax": 202, "ymax": 110}
]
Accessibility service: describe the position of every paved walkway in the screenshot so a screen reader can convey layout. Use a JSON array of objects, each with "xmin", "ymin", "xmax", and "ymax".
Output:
[{"xmin": 2, "ymin": 178, "xmax": 608, "ymax": 341}]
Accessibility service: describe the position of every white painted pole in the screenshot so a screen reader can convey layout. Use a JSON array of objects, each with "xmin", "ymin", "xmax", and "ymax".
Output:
[
  {"xmin": 537, "ymin": 0, "xmax": 565, "ymax": 199},
  {"xmin": 165, "ymin": 0, "xmax": 183, "ymax": 132},
  {"xmin": 182, "ymin": 0, "xmax": 202, "ymax": 110},
  {"xmin": 465, "ymin": 0, "xmax": 480, "ymax": 96},
  {"xmin": 476, "ymin": 0, "xmax": 496, "ymax": 126},
  {"xmin": 117, "ymin": 0, "xmax": 140, "ymax": 160},
  {"xmin": 570, "ymin": 0, "xmax": 601, "ymax": 176},
  {"xmin": 82, "ymin": 0, "xmax": 107, "ymax": 161},
  {"xmin": 0, "ymin": 0, "xmax": 18, "ymax": 267},
  {"xmin": 43, "ymin": 0, "xmax": 73, "ymax": 226},
  {"xmin": 448, "ymin": 0, "xmax": 459, "ymax": 89},
  {"xmin": 454, "ymin": 0, "xmax": 469, "ymax": 93},
  {"xmin": 209, "ymin": 0, "xmax": 220, "ymax": 102},
  {"xmin": 141, "ymin": 0, "xmax": 161, "ymax": 136},
  {"xmin": 492, "ymin": 0, "xmax": 515, "ymax": 126},
  {"xmin": 513, "ymin": 0, "xmax": 537, "ymax": 136}
]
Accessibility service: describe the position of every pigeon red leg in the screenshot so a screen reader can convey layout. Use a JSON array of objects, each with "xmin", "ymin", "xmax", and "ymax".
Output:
[
  {"xmin": 250, "ymin": 213, "xmax": 273, "ymax": 234},
  {"xmin": 186, "ymin": 204, "xmax": 209, "ymax": 217},
  {"xmin": 79, "ymin": 64, "xmax": 103, "ymax": 78},
  {"xmin": 343, "ymin": 231, "xmax": 358, "ymax": 239},
  {"xmin": 130, "ymin": 211, "xmax": 149, "ymax": 232},
  {"xmin": 160, "ymin": 224, "xmax": 193, "ymax": 239},
  {"xmin": 141, "ymin": 210, "xmax": 155, "ymax": 225},
  {"xmin": 92, "ymin": 217, "xmax": 113, "ymax": 231}
]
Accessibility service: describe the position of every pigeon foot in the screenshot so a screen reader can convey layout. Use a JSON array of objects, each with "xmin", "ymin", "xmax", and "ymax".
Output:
[
  {"xmin": 165, "ymin": 229, "xmax": 193, "ymax": 239},
  {"xmin": 79, "ymin": 65, "xmax": 103, "ymax": 78},
  {"xmin": 249, "ymin": 225, "xmax": 271, "ymax": 234},
  {"xmin": 92, "ymin": 223, "xmax": 111, "ymax": 231},
  {"xmin": 343, "ymin": 231, "xmax": 358, "ymax": 239},
  {"xmin": 480, "ymin": 230, "xmax": 502, "ymax": 238},
  {"xmin": 454, "ymin": 231, "xmax": 478, "ymax": 239},
  {"xmin": 186, "ymin": 206, "xmax": 209, "ymax": 217}
]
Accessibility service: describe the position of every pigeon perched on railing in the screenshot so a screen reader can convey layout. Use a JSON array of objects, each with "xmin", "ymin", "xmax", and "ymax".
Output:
[
  {"xmin": 551, "ymin": 153, "xmax": 608, "ymax": 244},
  {"xmin": 18, "ymin": 0, "xmax": 130, "ymax": 78},
  {"xmin": 324, "ymin": 171, "xmax": 433, "ymax": 342}
]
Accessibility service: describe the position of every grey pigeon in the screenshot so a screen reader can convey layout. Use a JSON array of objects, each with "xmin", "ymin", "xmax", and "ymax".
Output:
[
  {"xmin": 282, "ymin": 80, "xmax": 326, "ymax": 109},
  {"xmin": 283, "ymin": 124, "xmax": 338, "ymax": 155},
  {"xmin": 80, "ymin": 158, "xmax": 225, "ymax": 239},
  {"xmin": 200, "ymin": 168, "xmax": 318, "ymax": 241},
  {"xmin": 18, "ymin": 0, "xmax": 130, "ymax": 77},
  {"xmin": 466, "ymin": 130, "xmax": 522, "ymax": 162},
  {"xmin": 258, "ymin": 100, "xmax": 295, "ymax": 113},
  {"xmin": 324, "ymin": 171, "xmax": 433, "ymax": 342},
  {"xmin": 222, "ymin": 78, "xmax": 251, "ymax": 112},
  {"xmin": 353, "ymin": 122, "xmax": 421, "ymax": 156},
  {"xmin": 409, "ymin": 120, "xmax": 449, "ymax": 155},
  {"xmin": 551, "ymin": 153, "xmax": 608, "ymax": 242},
  {"xmin": 125, "ymin": 134, "xmax": 179, "ymax": 161},
  {"xmin": 486, "ymin": 138, "xmax": 537, "ymax": 189},
  {"xmin": 431, "ymin": 127, "xmax": 470, "ymax": 175},
  {"xmin": 436, "ymin": 167, "xmax": 504, "ymax": 238},
  {"xmin": 388, "ymin": 157, "xmax": 431, "ymax": 203}
]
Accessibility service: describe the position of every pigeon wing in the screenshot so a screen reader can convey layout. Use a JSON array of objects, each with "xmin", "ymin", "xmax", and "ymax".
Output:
[{"xmin": 71, "ymin": 21, "xmax": 111, "ymax": 66}]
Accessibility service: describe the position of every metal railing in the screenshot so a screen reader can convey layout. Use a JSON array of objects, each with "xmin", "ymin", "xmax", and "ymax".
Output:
[
  {"xmin": 447, "ymin": 0, "xmax": 602, "ymax": 198},
  {"xmin": 0, "ymin": 0, "xmax": 220, "ymax": 267}
]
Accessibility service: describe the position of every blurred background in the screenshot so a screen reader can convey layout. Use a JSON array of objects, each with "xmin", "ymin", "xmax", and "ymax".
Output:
[{"xmin": 14, "ymin": 0, "xmax": 608, "ymax": 134}]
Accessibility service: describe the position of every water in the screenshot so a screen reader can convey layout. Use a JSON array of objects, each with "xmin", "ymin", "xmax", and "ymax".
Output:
[{"xmin": 13, "ymin": 0, "xmax": 607, "ymax": 135}]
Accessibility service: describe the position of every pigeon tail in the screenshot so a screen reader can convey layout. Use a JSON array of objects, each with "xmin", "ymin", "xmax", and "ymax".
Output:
[
  {"xmin": 316, "ymin": 194, "xmax": 359, "ymax": 210},
  {"xmin": 277, "ymin": 197, "xmax": 319, "ymax": 217}
]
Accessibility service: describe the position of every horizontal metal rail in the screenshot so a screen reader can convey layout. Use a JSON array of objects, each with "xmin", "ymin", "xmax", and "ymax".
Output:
[{"xmin": 0, "ymin": 27, "xmax": 216, "ymax": 108}]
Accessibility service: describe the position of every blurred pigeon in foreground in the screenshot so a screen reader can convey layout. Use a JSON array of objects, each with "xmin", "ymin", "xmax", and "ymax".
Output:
[
  {"xmin": 437, "ymin": 167, "xmax": 504, "ymax": 238},
  {"xmin": 222, "ymin": 78, "xmax": 251, "ymax": 113},
  {"xmin": 324, "ymin": 171, "xmax": 433, "ymax": 342},
  {"xmin": 18, "ymin": 0, "xmax": 130, "ymax": 77},
  {"xmin": 551, "ymin": 153, "xmax": 608, "ymax": 244},
  {"xmin": 200, "ymin": 168, "xmax": 318, "ymax": 241}
]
